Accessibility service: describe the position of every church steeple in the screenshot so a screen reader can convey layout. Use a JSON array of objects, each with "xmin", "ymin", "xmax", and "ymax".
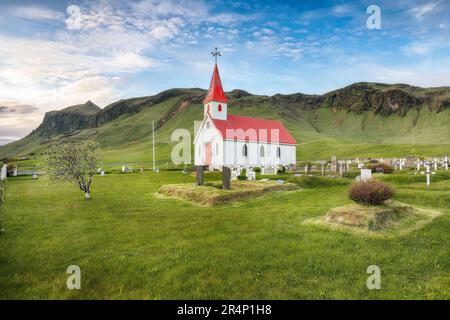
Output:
[
  {"xmin": 203, "ymin": 48, "xmax": 228, "ymax": 120},
  {"xmin": 203, "ymin": 63, "xmax": 228, "ymax": 104}
]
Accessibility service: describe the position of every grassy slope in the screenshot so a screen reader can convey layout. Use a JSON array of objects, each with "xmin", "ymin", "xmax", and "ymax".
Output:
[
  {"xmin": 0, "ymin": 172, "xmax": 448, "ymax": 299},
  {"xmin": 2, "ymin": 93, "xmax": 450, "ymax": 165}
]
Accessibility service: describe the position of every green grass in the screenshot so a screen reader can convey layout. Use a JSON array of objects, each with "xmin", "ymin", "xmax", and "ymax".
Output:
[{"xmin": 0, "ymin": 171, "xmax": 449, "ymax": 299}]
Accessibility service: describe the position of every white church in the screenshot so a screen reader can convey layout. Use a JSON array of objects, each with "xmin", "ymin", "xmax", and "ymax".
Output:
[{"xmin": 194, "ymin": 60, "xmax": 297, "ymax": 170}]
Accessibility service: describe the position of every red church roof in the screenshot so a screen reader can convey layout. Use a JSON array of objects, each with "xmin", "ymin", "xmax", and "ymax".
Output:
[
  {"xmin": 210, "ymin": 114, "xmax": 297, "ymax": 145},
  {"xmin": 203, "ymin": 64, "xmax": 228, "ymax": 104}
]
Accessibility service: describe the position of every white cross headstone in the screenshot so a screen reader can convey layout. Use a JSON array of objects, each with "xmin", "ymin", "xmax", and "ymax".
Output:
[
  {"xmin": 433, "ymin": 158, "xmax": 438, "ymax": 171},
  {"xmin": 13, "ymin": 166, "xmax": 18, "ymax": 177},
  {"xmin": 100, "ymin": 170, "xmax": 105, "ymax": 176},
  {"xmin": 443, "ymin": 155, "xmax": 449, "ymax": 171},
  {"xmin": 360, "ymin": 169, "xmax": 372, "ymax": 182},
  {"xmin": 416, "ymin": 161, "xmax": 423, "ymax": 171},
  {"xmin": 0, "ymin": 165, "xmax": 7, "ymax": 180}
]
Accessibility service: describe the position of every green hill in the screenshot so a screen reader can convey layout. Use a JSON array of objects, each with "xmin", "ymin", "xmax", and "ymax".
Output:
[{"xmin": 1, "ymin": 83, "xmax": 450, "ymax": 165}]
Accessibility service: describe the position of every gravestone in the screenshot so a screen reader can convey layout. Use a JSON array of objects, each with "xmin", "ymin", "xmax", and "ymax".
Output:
[
  {"xmin": 0, "ymin": 165, "xmax": 6, "ymax": 180},
  {"xmin": 421, "ymin": 163, "xmax": 436, "ymax": 186},
  {"xmin": 231, "ymin": 167, "xmax": 239, "ymax": 181},
  {"xmin": 339, "ymin": 161, "xmax": 344, "ymax": 177},
  {"xmin": 360, "ymin": 169, "xmax": 372, "ymax": 182},
  {"xmin": 375, "ymin": 167, "xmax": 384, "ymax": 173},
  {"xmin": 331, "ymin": 156, "xmax": 337, "ymax": 172},
  {"xmin": 246, "ymin": 168, "xmax": 256, "ymax": 181},
  {"xmin": 443, "ymin": 155, "xmax": 449, "ymax": 171},
  {"xmin": 261, "ymin": 165, "xmax": 276, "ymax": 175},
  {"xmin": 196, "ymin": 166, "xmax": 205, "ymax": 186},
  {"xmin": 13, "ymin": 166, "xmax": 18, "ymax": 177},
  {"xmin": 100, "ymin": 169, "xmax": 105, "ymax": 176},
  {"xmin": 222, "ymin": 166, "xmax": 231, "ymax": 190}
]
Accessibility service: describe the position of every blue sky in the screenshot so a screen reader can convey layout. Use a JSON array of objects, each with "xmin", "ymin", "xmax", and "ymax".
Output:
[{"xmin": 0, "ymin": 0, "xmax": 449, "ymax": 144}]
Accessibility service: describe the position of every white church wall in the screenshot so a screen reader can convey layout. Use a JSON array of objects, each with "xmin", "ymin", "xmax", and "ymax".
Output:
[
  {"xmin": 223, "ymin": 140, "xmax": 296, "ymax": 167},
  {"xmin": 194, "ymin": 118, "xmax": 223, "ymax": 166}
]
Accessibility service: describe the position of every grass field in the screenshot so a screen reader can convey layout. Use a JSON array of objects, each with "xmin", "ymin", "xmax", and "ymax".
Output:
[{"xmin": 0, "ymin": 171, "xmax": 449, "ymax": 299}]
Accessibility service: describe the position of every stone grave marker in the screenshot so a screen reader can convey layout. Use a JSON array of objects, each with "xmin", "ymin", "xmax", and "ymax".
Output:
[
  {"xmin": 331, "ymin": 156, "xmax": 337, "ymax": 172},
  {"xmin": 196, "ymin": 166, "xmax": 204, "ymax": 185},
  {"xmin": 261, "ymin": 165, "xmax": 276, "ymax": 175},
  {"xmin": 442, "ymin": 155, "xmax": 449, "ymax": 171},
  {"xmin": 246, "ymin": 168, "xmax": 256, "ymax": 181},
  {"xmin": 360, "ymin": 169, "xmax": 372, "ymax": 182},
  {"xmin": 0, "ymin": 165, "xmax": 6, "ymax": 180},
  {"xmin": 222, "ymin": 166, "xmax": 231, "ymax": 190}
]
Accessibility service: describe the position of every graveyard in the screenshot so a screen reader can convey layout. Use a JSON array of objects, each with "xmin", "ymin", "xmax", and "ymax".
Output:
[{"xmin": 0, "ymin": 161, "xmax": 449, "ymax": 299}]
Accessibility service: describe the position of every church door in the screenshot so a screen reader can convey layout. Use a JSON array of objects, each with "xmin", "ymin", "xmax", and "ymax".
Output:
[{"xmin": 205, "ymin": 143, "xmax": 212, "ymax": 165}]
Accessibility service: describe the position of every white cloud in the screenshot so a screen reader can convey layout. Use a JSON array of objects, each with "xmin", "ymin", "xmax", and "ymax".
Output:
[
  {"xmin": 409, "ymin": 2, "xmax": 439, "ymax": 19},
  {"xmin": 7, "ymin": 5, "xmax": 64, "ymax": 21},
  {"xmin": 401, "ymin": 41, "xmax": 433, "ymax": 55}
]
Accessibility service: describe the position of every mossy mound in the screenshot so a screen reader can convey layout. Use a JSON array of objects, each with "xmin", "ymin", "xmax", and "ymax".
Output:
[
  {"xmin": 158, "ymin": 180, "xmax": 298, "ymax": 206},
  {"xmin": 325, "ymin": 201, "xmax": 413, "ymax": 231}
]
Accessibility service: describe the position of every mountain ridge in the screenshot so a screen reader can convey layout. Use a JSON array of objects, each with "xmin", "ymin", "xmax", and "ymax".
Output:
[{"xmin": 1, "ymin": 82, "xmax": 450, "ymax": 161}]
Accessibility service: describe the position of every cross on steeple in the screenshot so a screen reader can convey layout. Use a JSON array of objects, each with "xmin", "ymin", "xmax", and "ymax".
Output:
[{"xmin": 211, "ymin": 47, "xmax": 221, "ymax": 64}]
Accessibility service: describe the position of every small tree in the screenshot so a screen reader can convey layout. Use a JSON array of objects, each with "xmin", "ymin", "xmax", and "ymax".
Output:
[{"xmin": 44, "ymin": 141, "xmax": 99, "ymax": 199}]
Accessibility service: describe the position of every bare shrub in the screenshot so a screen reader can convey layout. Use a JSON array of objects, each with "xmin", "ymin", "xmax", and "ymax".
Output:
[{"xmin": 348, "ymin": 179, "xmax": 394, "ymax": 205}]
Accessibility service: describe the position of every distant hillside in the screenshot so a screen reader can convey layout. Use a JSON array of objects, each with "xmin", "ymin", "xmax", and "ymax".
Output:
[{"xmin": 1, "ymin": 83, "xmax": 450, "ymax": 162}]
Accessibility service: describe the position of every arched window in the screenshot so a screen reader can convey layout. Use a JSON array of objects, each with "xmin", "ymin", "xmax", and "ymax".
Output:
[
  {"xmin": 260, "ymin": 146, "xmax": 265, "ymax": 157},
  {"xmin": 218, "ymin": 104, "xmax": 222, "ymax": 112},
  {"xmin": 242, "ymin": 144, "xmax": 248, "ymax": 157},
  {"xmin": 277, "ymin": 146, "xmax": 281, "ymax": 158},
  {"xmin": 216, "ymin": 143, "xmax": 218, "ymax": 155}
]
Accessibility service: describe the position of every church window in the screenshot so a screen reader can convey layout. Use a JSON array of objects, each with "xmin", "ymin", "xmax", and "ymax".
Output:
[
  {"xmin": 243, "ymin": 144, "xmax": 248, "ymax": 157},
  {"xmin": 277, "ymin": 146, "xmax": 281, "ymax": 158},
  {"xmin": 218, "ymin": 104, "xmax": 222, "ymax": 112},
  {"xmin": 260, "ymin": 146, "xmax": 265, "ymax": 157}
]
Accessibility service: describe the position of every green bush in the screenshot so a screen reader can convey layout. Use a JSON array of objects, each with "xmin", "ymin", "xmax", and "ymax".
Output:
[
  {"xmin": 343, "ymin": 171, "xmax": 360, "ymax": 179},
  {"xmin": 277, "ymin": 166, "xmax": 286, "ymax": 174},
  {"xmin": 285, "ymin": 176, "xmax": 351, "ymax": 188},
  {"xmin": 237, "ymin": 174, "xmax": 247, "ymax": 180},
  {"xmin": 348, "ymin": 179, "xmax": 394, "ymax": 205}
]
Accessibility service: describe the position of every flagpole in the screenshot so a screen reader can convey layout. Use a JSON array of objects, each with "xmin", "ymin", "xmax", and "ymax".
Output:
[{"xmin": 152, "ymin": 120, "xmax": 155, "ymax": 172}]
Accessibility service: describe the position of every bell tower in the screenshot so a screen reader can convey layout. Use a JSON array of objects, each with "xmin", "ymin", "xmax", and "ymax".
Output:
[{"xmin": 203, "ymin": 48, "xmax": 228, "ymax": 121}]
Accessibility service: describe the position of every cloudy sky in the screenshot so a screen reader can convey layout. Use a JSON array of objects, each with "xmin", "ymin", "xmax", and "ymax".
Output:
[{"xmin": 0, "ymin": 0, "xmax": 449, "ymax": 145}]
